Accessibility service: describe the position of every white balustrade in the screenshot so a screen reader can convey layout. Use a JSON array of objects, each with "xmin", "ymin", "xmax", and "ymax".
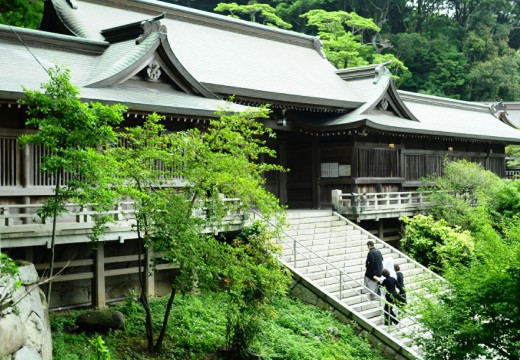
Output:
[{"xmin": 332, "ymin": 190, "xmax": 432, "ymax": 218}]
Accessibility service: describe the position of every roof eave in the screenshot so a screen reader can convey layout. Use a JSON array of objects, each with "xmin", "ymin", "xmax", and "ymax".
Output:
[
  {"xmin": 299, "ymin": 118, "xmax": 520, "ymax": 143},
  {"xmin": 205, "ymin": 84, "xmax": 363, "ymax": 110}
]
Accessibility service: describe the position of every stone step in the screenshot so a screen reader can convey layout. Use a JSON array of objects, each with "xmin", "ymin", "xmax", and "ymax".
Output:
[
  {"xmin": 322, "ymin": 282, "xmax": 365, "ymax": 296},
  {"xmin": 286, "ymin": 210, "xmax": 333, "ymax": 220},
  {"xmin": 286, "ymin": 215, "xmax": 339, "ymax": 225}
]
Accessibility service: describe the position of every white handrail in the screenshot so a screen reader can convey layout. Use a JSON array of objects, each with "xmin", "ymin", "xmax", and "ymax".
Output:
[
  {"xmin": 333, "ymin": 211, "xmax": 446, "ymax": 283},
  {"xmin": 248, "ymin": 209, "xmax": 425, "ymax": 343}
]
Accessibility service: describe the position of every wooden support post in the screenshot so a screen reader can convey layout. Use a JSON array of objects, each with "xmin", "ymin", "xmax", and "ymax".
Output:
[
  {"xmin": 145, "ymin": 247, "xmax": 155, "ymax": 297},
  {"xmin": 378, "ymin": 219, "xmax": 384, "ymax": 240},
  {"xmin": 279, "ymin": 139, "xmax": 288, "ymax": 205},
  {"xmin": 93, "ymin": 242, "xmax": 106, "ymax": 308},
  {"xmin": 312, "ymin": 138, "xmax": 320, "ymax": 209}
]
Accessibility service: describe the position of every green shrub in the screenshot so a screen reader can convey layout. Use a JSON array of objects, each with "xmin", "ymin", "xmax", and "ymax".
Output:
[{"xmin": 401, "ymin": 215, "xmax": 474, "ymax": 271}]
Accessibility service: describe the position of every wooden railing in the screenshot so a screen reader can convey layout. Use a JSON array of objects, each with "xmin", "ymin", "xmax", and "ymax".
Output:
[
  {"xmin": 506, "ymin": 170, "xmax": 520, "ymax": 179},
  {"xmin": 0, "ymin": 198, "xmax": 244, "ymax": 242},
  {"xmin": 331, "ymin": 190, "xmax": 432, "ymax": 220}
]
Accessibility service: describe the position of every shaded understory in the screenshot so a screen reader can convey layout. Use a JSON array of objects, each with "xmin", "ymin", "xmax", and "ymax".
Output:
[{"xmin": 51, "ymin": 291, "xmax": 384, "ymax": 359}]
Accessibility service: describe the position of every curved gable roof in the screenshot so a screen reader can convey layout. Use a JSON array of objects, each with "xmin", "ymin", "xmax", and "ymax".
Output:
[
  {"xmin": 85, "ymin": 22, "xmax": 217, "ymax": 98},
  {"xmin": 336, "ymin": 63, "xmax": 417, "ymax": 121},
  {"xmin": 0, "ymin": 25, "xmax": 245, "ymax": 118},
  {"xmin": 41, "ymin": 0, "xmax": 364, "ymax": 109}
]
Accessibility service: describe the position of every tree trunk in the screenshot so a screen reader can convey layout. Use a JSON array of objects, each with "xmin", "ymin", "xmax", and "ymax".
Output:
[
  {"xmin": 137, "ymin": 230, "xmax": 154, "ymax": 352},
  {"xmin": 46, "ymin": 170, "xmax": 61, "ymax": 304},
  {"xmin": 154, "ymin": 284, "xmax": 178, "ymax": 353}
]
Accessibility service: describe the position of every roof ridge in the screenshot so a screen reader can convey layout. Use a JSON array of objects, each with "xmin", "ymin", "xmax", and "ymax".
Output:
[
  {"xmin": 86, "ymin": 0, "xmax": 321, "ymax": 50},
  {"xmin": 398, "ymin": 90, "xmax": 493, "ymax": 113},
  {"xmin": 0, "ymin": 24, "xmax": 107, "ymax": 53}
]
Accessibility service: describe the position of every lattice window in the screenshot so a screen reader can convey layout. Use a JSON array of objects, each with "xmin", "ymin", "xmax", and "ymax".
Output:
[
  {"xmin": 404, "ymin": 155, "xmax": 424, "ymax": 181},
  {"xmin": 357, "ymin": 148, "xmax": 399, "ymax": 177},
  {"xmin": 0, "ymin": 136, "xmax": 18, "ymax": 186},
  {"xmin": 426, "ymin": 155, "xmax": 444, "ymax": 177},
  {"xmin": 29, "ymin": 144, "xmax": 76, "ymax": 186}
]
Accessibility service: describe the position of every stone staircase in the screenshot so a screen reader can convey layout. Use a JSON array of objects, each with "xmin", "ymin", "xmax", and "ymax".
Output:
[{"xmin": 280, "ymin": 210, "xmax": 444, "ymax": 359}]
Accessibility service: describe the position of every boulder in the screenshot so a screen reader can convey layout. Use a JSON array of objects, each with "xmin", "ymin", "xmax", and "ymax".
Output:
[
  {"xmin": 0, "ymin": 314, "xmax": 27, "ymax": 358},
  {"xmin": 13, "ymin": 346, "xmax": 41, "ymax": 360},
  {"xmin": 76, "ymin": 310, "xmax": 125, "ymax": 332}
]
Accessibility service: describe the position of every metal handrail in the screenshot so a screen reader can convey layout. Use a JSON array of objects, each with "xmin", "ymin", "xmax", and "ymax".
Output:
[
  {"xmin": 333, "ymin": 211, "xmax": 446, "ymax": 283},
  {"xmin": 248, "ymin": 209, "xmax": 425, "ymax": 343}
]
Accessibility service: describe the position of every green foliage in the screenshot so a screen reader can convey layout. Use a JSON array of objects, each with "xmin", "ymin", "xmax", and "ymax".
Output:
[
  {"xmin": 464, "ymin": 53, "xmax": 520, "ymax": 101},
  {"xmin": 108, "ymin": 102, "xmax": 286, "ymax": 353},
  {"xmin": 420, "ymin": 159, "xmax": 501, "ymax": 231},
  {"xmin": 506, "ymin": 144, "xmax": 520, "ymax": 169},
  {"xmin": 0, "ymin": 252, "xmax": 19, "ymax": 278},
  {"xmin": 223, "ymin": 222, "xmax": 291, "ymax": 357},
  {"xmin": 89, "ymin": 336, "xmax": 111, "ymax": 360},
  {"xmin": 0, "ymin": 253, "xmax": 21, "ymax": 316},
  {"xmin": 215, "ymin": 2, "xmax": 292, "ymax": 28},
  {"xmin": 0, "ymin": 0, "xmax": 44, "ymax": 29},
  {"xmin": 412, "ymin": 221, "xmax": 520, "ymax": 359},
  {"xmin": 273, "ymin": 0, "xmax": 328, "ymax": 32},
  {"xmin": 401, "ymin": 215, "xmax": 474, "ymax": 271},
  {"xmin": 17, "ymin": 65, "xmax": 126, "ymax": 303},
  {"xmin": 18, "ymin": 65, "xmax": 126, "ymax": 233},
  {"xmin": 51, "ymin": 292, "xmax": 383, "ymax": 360},
  {"xmin": 402, "ymin": 159, "xmax": 520, "ymax": 358},
  {"xmin": 300, "ymin": 9, "xmax": 378, "ymax": 68},
  {"xmin": 253, "ymin": 296, "xmax": 383, "ymax": 359},
  {"xmin": 493, "ymin": 180, "xmax": 520, "ymax": 219}
]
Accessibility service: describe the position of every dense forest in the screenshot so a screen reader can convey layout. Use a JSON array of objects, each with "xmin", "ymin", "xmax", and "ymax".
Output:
[{"xmin": 2, "ymin": 0, "xmax": 520, "ymax": 101}]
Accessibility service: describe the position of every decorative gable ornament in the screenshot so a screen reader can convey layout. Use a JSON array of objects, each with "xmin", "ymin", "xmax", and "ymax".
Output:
[
  {"xmin": 378, "ymin": 96, "xmax": 389, "ymax": 111},
  {"xmin": 146, "ymin": 60, "xmax": 162, "ymax": 82}
]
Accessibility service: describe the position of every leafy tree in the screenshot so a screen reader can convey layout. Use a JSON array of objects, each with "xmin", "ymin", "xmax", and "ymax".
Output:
[
  {"xmin": 412, "ymin": 220, "xmax": 520, "ymax": 360},
  {"xmin": 222, "ymin": 222, "xmax": 290, "ymax": 358},
  {"xmin": 18, "ymin": 66, "xmax": 126, "ymax": 304},
  {"xmin": 0, "ymin": 0, "xmax": 44, "ymax": 29},
  {"xmin": 108, "ymin": 103, "xmax": 288, "ymax": 354},
  {"xmin": 403, "ymin": 157, "xmax": 520, "ymax": 359},
  {"xmin": 489, "ymin": 179, "xmax": 520, "ymax": 223},
  {"xmin": 401, "ymin": 215, "xmax": 474, "ymax": 271},
  {"xmin": 419, "ymin": 159, "xmax": 501, "ymax": 231},
  {"xmin": 272, "ymin": 0, "xmax": 328, "ymax": 32},
  {"xmin": 463, "ymin": 53, "xmax": 520, "ymax": 101},
  {"xmin": 300, "ymin": 8, "xmax": 409, "ymax": 79},
  {"xmin": 215, "ymin": 2, "xmax": 292, "ymax": 28},
  {"xmin": 506, "ymin": 143, "xmax": 520, "ymax": 172},
  {"xmin": 405, "ymin": 0, "xmax": 447, "ymax": 33}
]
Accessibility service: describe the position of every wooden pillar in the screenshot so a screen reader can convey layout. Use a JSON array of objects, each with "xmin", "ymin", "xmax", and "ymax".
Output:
[
  {"xmin": 378, "ymin": 219, "xmax": 384, "ymax": 240},
  {"xmin": 312, "ymin": 138, "xmax": 320, "ymax": 209},
  {"xmin": 145, "ymin": 247, "xmax": 155, "ymax": 297},
  {"xmin": 21, "ymin": 142, "xmax": 30, "ymax": 188},
  {"xmin": 93, "ymin": 242, "xmax": 106, "ymax": 308},
  {"xmin": 278, "ymin": 138, "xmax": 288, "ymax": 205}
]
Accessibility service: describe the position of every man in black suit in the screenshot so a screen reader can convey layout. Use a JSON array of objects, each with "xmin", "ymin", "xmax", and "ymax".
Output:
[{"xmin": 364, "ymin": 240, "xmax": 383, "ymax": 300}]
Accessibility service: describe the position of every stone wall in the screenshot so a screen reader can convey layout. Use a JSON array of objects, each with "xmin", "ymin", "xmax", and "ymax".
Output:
[{"xmin": 0, "ymin": 263, "xmax": 52, "ymax": 360}]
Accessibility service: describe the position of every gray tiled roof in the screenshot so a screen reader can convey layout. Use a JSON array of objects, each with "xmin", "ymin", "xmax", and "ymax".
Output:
[
  {"xmin": 0, "ymin": 26, "xmax": 245, "ymax": 116},
  {"xmin": 503, "ymin": 102, "xmax": 520, "ymax": 128},
  {"xmin": 48, "ymin": 0, "xmax": 364, "ymax": 108},
  {"xmin": 87, "ymin": 33, "xmax": 160, "ymax": 86},
  {"xmin": 309, "ymin": 91, "xmax": 520, "ymax": 143}
]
